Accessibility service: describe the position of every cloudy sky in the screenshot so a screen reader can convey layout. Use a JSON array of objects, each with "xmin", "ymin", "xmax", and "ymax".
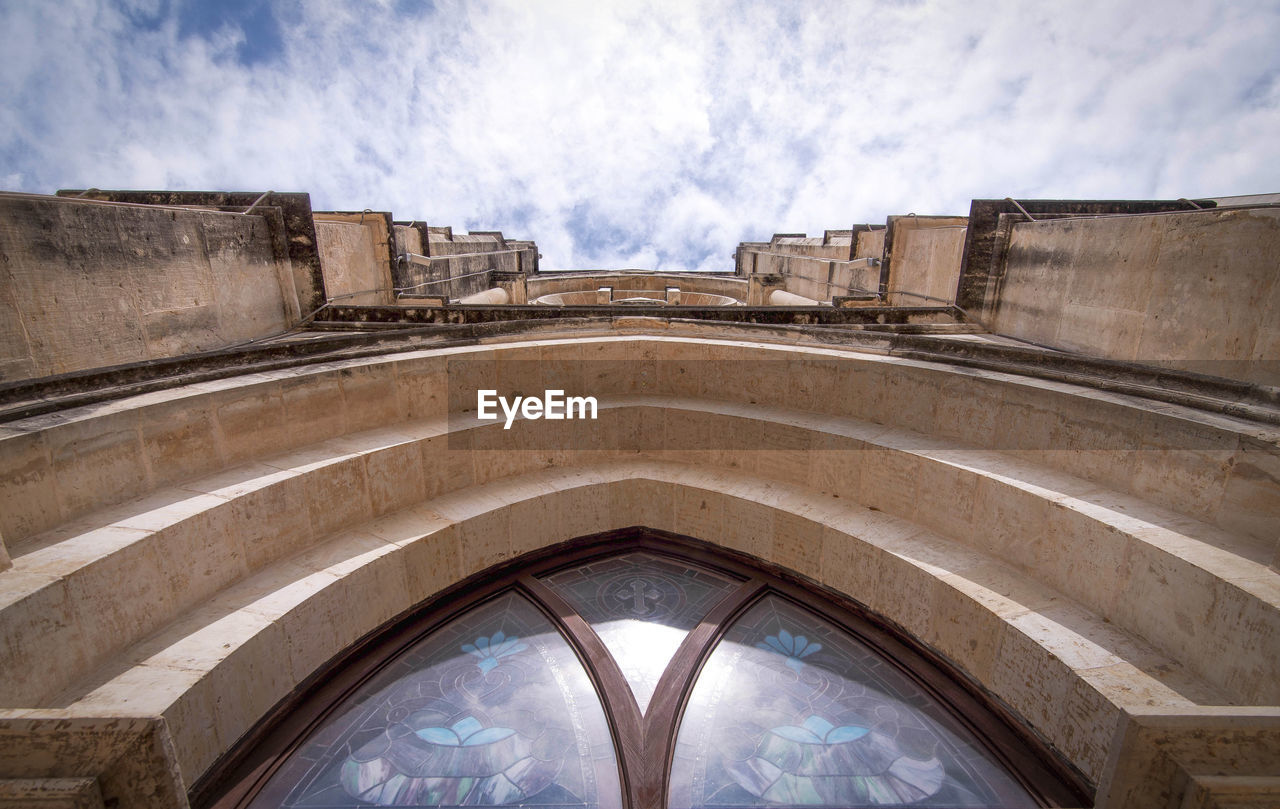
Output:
[{"xmin": 2, "ymin": 0, "xmax": 1278, "ymax": 270}]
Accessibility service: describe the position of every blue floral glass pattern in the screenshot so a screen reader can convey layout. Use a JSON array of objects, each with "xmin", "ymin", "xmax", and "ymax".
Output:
[
  {"xmin": 757, "ymin": 629, "xmax": 821, "ymax": 671},
  {"xmin": 463, "ymin": 632, "xmax": 528, "ymax": 674},
  {"xmin": 539, "ymin": 552, "xmax": 740, "ymax": 713},
  {"xmin": 248, "ymin": 592, "xmax": 622, "ymax": 809},
  {"xmin": 669, "ymin": 596, "xmax": 1037, "ymax": 808}
]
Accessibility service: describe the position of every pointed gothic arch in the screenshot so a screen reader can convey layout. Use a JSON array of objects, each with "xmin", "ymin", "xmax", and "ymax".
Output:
[{"xmin": 201, "ymin": 529, "xmax": 1087, "ymax": 809}]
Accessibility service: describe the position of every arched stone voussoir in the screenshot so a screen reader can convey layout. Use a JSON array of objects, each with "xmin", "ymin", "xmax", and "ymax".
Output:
[
  {"xmin": 4, "ymin": 331, "xmax": 1272, "ymax": 555},
  {"xmin": 56, "ymin": 460, "xmax": 1225, "ymax": 789},
  {"xmin": 5, "ymin": 396, "xmax": 1270, "ymax": 729}
]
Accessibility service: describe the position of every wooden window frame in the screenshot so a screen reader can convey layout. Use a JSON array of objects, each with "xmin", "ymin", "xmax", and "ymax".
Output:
[{"xmin": 196, "ymin": 528, "xmax": 1091, "ymax": 809}]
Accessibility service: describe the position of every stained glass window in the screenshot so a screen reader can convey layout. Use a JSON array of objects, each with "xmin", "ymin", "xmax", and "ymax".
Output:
[
  {"xmin": 248, "ymin": 592, "xmax": 622, "ymax": 809},
  {"xmin": 538, "ymin": 552, "xmax": 740, "ymax": 713},
  {"xmin": 217, "ymin": 536, "xmax": 1080, "ymax": 809},
  {"xmin": 668, "ymin": 596, "xmax": 1036, "ymax": 808}
]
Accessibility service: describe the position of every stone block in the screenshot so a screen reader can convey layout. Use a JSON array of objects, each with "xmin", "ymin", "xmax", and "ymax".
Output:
[
  {"xmin": 339, "ymin": 363, "xmax": 401, "ymax": 434},
  {"xmin": 73, "ymin": 665, "xmax": 214, "ymax": 782},
  {"xmin": 1129, "ymin": 423, "xmax": 1235, "ymax": 525},
  {"xmin": 806, "ymin": 441, "xmax": 865, "ymax": 498},
  {"xmin": 1217, "ymin": 439, "xmax": 1280, "ymax": 544},
  {"xmin": 279, "ymin": 372, "xmax": 346, "ymax": 446},
  {"xmin": 911, "ymin": 458, "xmax": 979, "ymax": 542},
  {"xmin": 770, "ymin": 511, "xmax": 823, "ymax": 581},
  {"xmin": 719, "ymin": 496, "xmax": 774, "ymax": 561},
  {"xmin": 210, "ymin": 382, "xmax": 292, "ymax": 466},
  {"xmin": 926, "ymin": 577, "xmax": 1005, "ymax": 683},
  {"xmin": 493, "ymin": 343, "xmax": 546, "ymax": 395},
  {"xmin": 364, "ymin": 440, "xmax": 427, "ymax": 515},
  {"xmin": 508, "ymin": 492, "xmax": 561, "ymax": 558},
  {"xmin": 989, "ymin": 621, "xmax": 1076, "ymax": 752},
  {"xmin": 752, "ymin": 430, "xmax": 812, "ymax": 488},
  {"xmin": 858, "ymin": 448, "xmax": 920, "ymax": 520},
  {"xmin": 274, "ymin": 549, "xmax": 409, "ymax": 684},
  {"xmin": 930, "ymin": 374, "xmax": 1004, "ymax": 447},
  {"xmin": 154, "ymin": 507, "xmax": 250, "ymax": 613},
  {"xmin": 1203, "ymin": 579, "xmax": 1280, "ymax": 705},
  {"xmin": 617, "ymin": 476, "xmax": 676, "ymax": 533},
  {"xmin": 394, "ymin": 356, "xmax": 449, "ymax": 421},
  {"xmin": 940, "ymin": 561, "xmax": 1061, "ymax": 620},
  {"xmin": 421, "ymin": 432, "xmax": 475, "ymax": 498},
  {"xmin": 1111, "ymin": 541, "xmax": 1257, "ymax": 703},
  {"xmin": 228, "ymin": 472, "xmax": 314, "ymax": 570},
  {"xmin": 0, "ymin": 431, "xmax": 60, "ymax": 542},
  {"xmin": 868, "ymin": 553, "xmax": 936, "ymax": 639},
  {"xmin": 124, "ymin": 610, "xmax": 291, "ymax": 778},
  {"xmin": 969, "ymin": 476, "xmax": 1050, "ymax": 569},
  {"xmin": 870, "ymin": 366, "xmax": 940, "ymax": 436},
  {"xmin": 674, "ymin": 484, "xmax": 724, "ymax": 544},
  {"xmin": 139, "ymin": 398, "xmax": 224, "ymax": 487},
  {"xmin": 62, "ymin": 537, "xmax": 176, "ymax": 682},
  {"xmin": 1000, "ymin": 389, "xmax": 1078, "ymax": 461},
  {"xmin": 399, "ymin": 522, "xmax": 462, "ymax": 605},
  {"xmin": 47, "ymin": 414, "xmax": 150, "ymax": 523},
  {"xmin": 0, "ymin": 777, "xmax": 104, "ymax": 809},
  {"xmin": 821, "ymin": 362, "xmax": 878, "ymax": 422},
  {"xmin": 302, "ymin": 457, "xmax": 372, "ymax": 539},
  {"xmin": 817, "ymin": 527, "xmax": 883, "ymax": 610},
  {"xmin": 0, "ymin": 573, "xmax": 88, "ymax": 706},
  {"xmin": 0, "ymin": 713, "xmax": 187, "ymax": 809},
  {"xmin": 1033, "ymin": 503, "xmax": 1131, "ymax": 617},
  {"xmin": 1056, "ymin": 671, "xmax": 1128, "ymax": 783},
  {"xmin": 554, "ymin": 478, "xmax": 613, "ymax": 541},
  {"xmin": 539, "ymin": 343, "xmax": 585, "ymax": 399},
  {"xmin": 457, "ymin": 505, "xmax": 513, "ymax": 575}
]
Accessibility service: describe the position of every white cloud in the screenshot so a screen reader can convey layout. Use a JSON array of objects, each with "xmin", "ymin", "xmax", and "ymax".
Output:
[{"xmin": 1, "ymin": 0, "xmax": 1278, "ymax": 269}]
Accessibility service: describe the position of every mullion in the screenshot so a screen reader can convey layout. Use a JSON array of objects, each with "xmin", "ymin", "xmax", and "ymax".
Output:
[
  {"xmin": 519, "ymin": 575, "xmax": 646, "ymax": 809},
  {"xmin": 641, "ymin": 578, "xmax": 766, "ymax": 809}
]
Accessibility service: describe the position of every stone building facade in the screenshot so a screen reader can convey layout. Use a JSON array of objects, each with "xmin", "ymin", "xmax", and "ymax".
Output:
[{"xmin": 0, "ymin": 189, "xmax": 1277, "ymax": 808}]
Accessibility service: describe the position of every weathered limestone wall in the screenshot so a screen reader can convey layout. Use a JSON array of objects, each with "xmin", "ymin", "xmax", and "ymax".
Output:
[
  {"xmin": 312, "ymin": 213, "xmax": 395, "ymax": 306},
  {"xmin": 884, "ymin": 217, "xmax": 968, "ymax": 306},
  {"xmin": 855, "ymin": 228, "xmax": 886, "ymax": 260},
  {"xmin": 395, "ymin": 231, "xmax": 532, "ymax": 300},
  {"xmin": 54, "ymin": 190, "xmax": 328, "ymax": 318},
  {"xmin": 768, "ymin": 239, "xmax": 848, "ymax": 260},
  {"xmin": 736, "ymin": 230, "xmax": 887, "ymax": 301},
  {"xmin": 392, "ymin": 223, "xmax": 424, "ymax": 255},
  {"xmin": 742, "ymin": 250, "xmax": 879, "ymax": 301},
  {"xmin": 956, "ymin": 199, "xmax": 1218, "ymax": 315},
  {"xmin": 396, "ymin": 257, "xmax": 490, "ymax": 300},
  {"xmin": 0, "ymin": 194, "xmax": 298, "ymax": 382},
  {"xmin": 992, "ymin": 208, "xmax": 1280, "ymax": 386},
  {"xmin": 506, "ymin": 240, "xmax": 539, "ymax": 274},
  {"xmin": 786, "ymin": 257, "xmax": 878, "ymax": 300}
]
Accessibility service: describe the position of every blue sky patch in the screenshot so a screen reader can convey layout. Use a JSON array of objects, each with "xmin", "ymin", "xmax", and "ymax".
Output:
[{"xmin": 176, "ymin": 0, "xmax": 285, "ymax": 66}]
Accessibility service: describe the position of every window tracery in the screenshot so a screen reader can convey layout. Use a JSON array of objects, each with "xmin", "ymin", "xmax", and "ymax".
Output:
[{"xmin": 209, "ymin": 532, "xmax": 1083, "ymax": 809}]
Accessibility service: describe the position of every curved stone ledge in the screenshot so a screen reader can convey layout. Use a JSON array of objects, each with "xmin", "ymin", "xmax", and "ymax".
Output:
[
  {"xmin": 2, "ymin": 336, "xmax": 1275, "ymax": 549},
  {"xmin": 40, "ymin": 462, "xmax": 1233, "ymax": 789},
  {"xmin": 3, "ymin": 397, "xmax": 1275, "ymax": 713}
]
